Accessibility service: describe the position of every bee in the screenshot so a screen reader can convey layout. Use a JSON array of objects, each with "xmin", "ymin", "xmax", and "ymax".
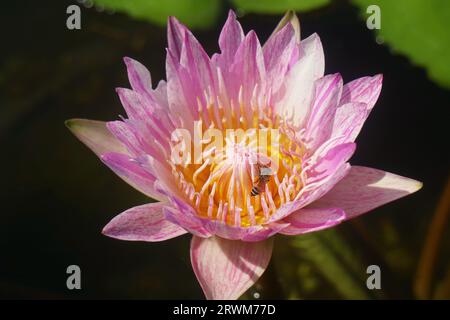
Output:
[{"xmin": 251, "ymin": 164, "xmax": 272, "ymax": 196}]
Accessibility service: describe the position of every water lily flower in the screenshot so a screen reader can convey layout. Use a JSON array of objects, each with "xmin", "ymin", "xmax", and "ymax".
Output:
[{"xmin": 66, "ymin": 11, "xmax": 422, "ymax": 300}]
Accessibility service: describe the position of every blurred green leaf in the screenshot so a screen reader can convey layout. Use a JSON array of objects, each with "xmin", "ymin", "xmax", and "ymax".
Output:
[
  {"xmin": 352, "ymin": 0, "xmax": 450, "ymax": 89},
  {"xmin": 232, "ymin": 0, "xmax": 330, "ymax": 13},
  {"xmin": 93, "ymin": 0, "xmax": 220, "ymax": 29},
  {"xmin": 291, "ymin": 230, "xmax": 372, "ymax": 299}
]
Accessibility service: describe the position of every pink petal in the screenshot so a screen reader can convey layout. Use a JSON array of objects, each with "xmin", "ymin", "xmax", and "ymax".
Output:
[
  {"xmin": 267, "ymin": 11, "xmax": 301, "ymax": 45},
  {"xmin": 116, "ymin": 87, "xmax": 148, "ymax": 121},
  {"xmin": 279, "ymin": 207, "xmax": 346, "ymax": 235},
  {"xmin": 272, "ymin": 143, "xmax": 353, "ymax": 225},
  {"xmin": 167, "ymin": 16, "xmax": 188, "ymax": 61},
  {"xmin": 307, "ymin": 142, "xmax": 356, "ymax": 184},
  {"xmin": 268, "ymin": 155, "xmax": 353, "ymax": 224},
  {"xmin": 106, "ymin": 120, "xmax": 168, "ymax": 163},
  {"xmin": 114, "ymin": 89, "xmax": 172, "ymax": 159},
  {"xmin": 263, "ymin": 22, "xmax": 298, "ymax": 93},
  {"xmin": 166, "ymin": 16, "xmax": 217, "ymax": 117},
  {"xmin": 123, "ymin": 57, "xmax": 152, "ymax": 96},
  {"xmin": 102, "ymin": 203, "xmax": 187, "ymax": 242},
  {"xmin": 341, "ymin": 74, "xmax": 383, "ymax": 110},
  {"xmin": 243, "ymin": 222, "xmax": 290, "ymax": 241},
  {"xmin": 305, "ymin": 73, "xmax": 343, "ymax": 150},
  {"xmin": 137, "ymin": 154, "xmax": 185, "ymax": 199},
  {"xmin": 152, "ymin": 79, "xmax": 169, "ymax": 109},
  {"xmin": 276, "ymin": 33, "xmax": 324, "ymax": 127},
  {"xmin": 215, "ymin": 10, "xmax": 245, "ymax": 68},
  {"xmin": 66, "ymin": 119, "xmax": 127, "ymax": 157},
  {"xmin": 190, "ymin": 236, "xmax": 273, "ymax": 300},
  {"xmin": 100, "ymin": 152, "xmax": 163, "ymax": 201},
  {"xmin": 330, "ymin": 102, "xmax": 368, "ymax": 143},
  {"xmin": 163, "ymin": 202, "xmax": 212, "ymax": 238},
  {"xmin": 310, "ymin": 166, "xmax": 423, "ymax": 219},
  {"xmin": 301, "ymin": 163, "xmax": 351, "ymax": 208},
  {"xmin": 179, "ymin": 28, "xmax": 217, "ymax": 107},
  {"xmin": 106, "ymin": 121, "xmax": 143, "ymax": 156},
  {"xmin": 201, "ymin": 219, "xmax": 288, "ymax": 242},
  {"xmin": 231, "ymin": 31, "xmax": 266, "ymax": 105},
  {"xmin": 166, "ymin": 51, "xmax": 197, "ymax": 124}
]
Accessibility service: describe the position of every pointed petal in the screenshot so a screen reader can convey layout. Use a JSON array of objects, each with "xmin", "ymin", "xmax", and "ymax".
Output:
[
  {"xmin": 166, "ymin": 51, "xmax": 197, "ymax": 124},
  {"xmin": 113, "ymin": 90, "xmax": 172, "ymax": 160},
  {"xmin": 190, "ymin": 236, "xmax": 273, "ymax": 300},
  {"xmin": 102, "ymin": 203, "xmax": 187, "ymax": 242},
  {"xmin": 106, "ymin": 121, "xmax": 148, "ymax": 157},
  {"xmin": 305, "ymin": 73, "xmax": 343, "ymax": 150},
  {"xmin": 267, "ymin": 10, "xmax": 300, "ymax": 44},
  {"xmin": 101, "ymin": 152, "xmax": 163, "ymax": 201},
  {"xmin": 330, "ymin": 102, "xmax": 368, "ymax": 143},
  {"xmin": 231, "ymin": 31, "xmax": 266, "ymax": 104},
  {"xmin": 263, "ymin": 22, "xmax": 298, "ymax": 93},
  {"xmin": 179, "ymin": 27, "xmax": 217, "ymax": 107},
  {"xmin": 276, "ymin": 33, "xmax": 324, "ymax": 127},
  {"xmin": 167, "ymin": 16, "xmax": 217, "ymax": 110},
  {"xmin": 341, "ymin": 74, "xmax": 383, "ymax": 110},
  {"xmin": 330, "ymin": 74, "xmax": 383, "ymax": 143},
  {"xmin": 123, "ymin": 57, "xmax": 152, "ymax": 96},
  {"xmin": 279, "ymin": 207, "xmax": 346, "ymax": 235},
  {"xmin": 307, "ymin": 142, "xmax": 356, "ymax": 184},
  {"xmin": 310, "ymin": 166, "xmax": 423, "ymax": 219},
  {"xmin": 167, "ymin": 16, "xmax": 188, "ymax": 61},
  {"xmin": 66, "ymin": 119, "xmax": 127, "ymax": 157},
  {"xmin": 217, "ymin": 10, "xmax": 245, "ymax": 68}
]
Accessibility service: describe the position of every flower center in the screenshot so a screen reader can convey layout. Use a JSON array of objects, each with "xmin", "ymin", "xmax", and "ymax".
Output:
[{"xmin": 170, "ymin": 94, "xmax": 307, "ymax": 227}]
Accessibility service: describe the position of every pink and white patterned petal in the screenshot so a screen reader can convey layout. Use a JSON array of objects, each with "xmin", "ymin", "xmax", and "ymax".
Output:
[
  {"xmin": 304, "ymin": 73, "xmax": 343, "ymax": 150},
  {"xmin": 123, "ymin": 56, "xmax": 152, "ymax": 97},
  {"xmin": 307, "ymin": 142, "xmax": 356, "ymax": 184},
  {"xmin": 107, "ymin": 120, "xmax": 164, "ymax": 160},
  {"xmin": 66, "ymin": 119, "xmax": 127, "ymax": 157},
  {"xmin": 310, "ymin": 166, "xmax": 423, "ymax": 219},
  {"xmin": 167, "ymin": 16, "xmax": 189, "ymax": 61},
  {"xmin": 179, "ymin": 28, "xmax": 218, "ymax": 109},
  {"xmin": 115, "ymin": 89, "xmax": 172, "ymax": 152},
  {"xmin": 268, "ymin": 143, "xmax": 356, "ymax": 223},
  {"xmin": 268, "ymin": 158, "xmax": 352, "ymax": 224},
  {"xmin": 263, "ymin": 22, "xmax": 298, "ymax": 93},
  {"xmin": 214, "ymin": 10, "xmax": 245, "ymax": 69},
  {"xmin": 279, "ymin": 207, "xmax": 346, "ymax": 235},
  {"xmin": 266, "ymin": 10, "xmax": 301, "ymax": 45},
  {"xmin": 100, "ymin": 152, "xmax": 163, "ymax": 201},
  {"xmin": 201, "ymin": 219, "xmax": 288, "ymax": 242},
  {"xmin": 276, "ymin": 33, "xmax": 325, "ymax": 127},
  {"xmin": 330, "ymin": 102, "xmax": 368, "ymax": 144},
  {"xmin": 190, "ymin": 236, "xmax": 273, "ymax": 300},
  {"xmin": 340, "ymin": 74, "xmax": 383, "ymax": 110},
  {"xmin": 166, "ymin": 51, "xmax": 198, "ymax": 125},
  {"xmin": 102, "ymin": 203, "xmax": 187, "ymax": 242},
  {"xmin": 163, "ymin": 202, "xmax": 212, "ymax": 238},
  {"xmin": 230, "ymin": 31, "xmax": 266, "ymax": 106}
]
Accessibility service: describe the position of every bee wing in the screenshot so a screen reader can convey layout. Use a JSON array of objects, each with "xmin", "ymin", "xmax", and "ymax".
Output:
[{"xmin": 260, "ymin": 167, "xmax": 272, "ymax": 176}]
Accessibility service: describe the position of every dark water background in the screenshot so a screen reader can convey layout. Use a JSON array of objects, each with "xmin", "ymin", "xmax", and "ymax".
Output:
[{"xmin": 0, "ymin": 0, "xmax": 449, "ymax": 299}]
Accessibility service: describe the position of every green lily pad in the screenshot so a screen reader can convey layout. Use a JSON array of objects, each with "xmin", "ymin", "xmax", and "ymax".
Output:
[
  {"xmin": 93, "ymin": 0, "xmax": 220, "ymax": 29},
  {"xmin": 352, "ymin": 0, "xmax": 450, "ymax": 89},
  {"xmin": 232, "ymin": 0, "xmax": 330, "ymax": 13}
]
